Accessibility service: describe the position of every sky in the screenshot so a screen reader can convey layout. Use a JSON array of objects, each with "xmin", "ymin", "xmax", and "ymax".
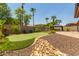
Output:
[{"xmin": 7, "ymin": 3, "xmax": 79, "ymax": 26}]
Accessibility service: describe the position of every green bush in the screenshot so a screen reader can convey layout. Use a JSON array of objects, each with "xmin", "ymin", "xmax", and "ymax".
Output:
[
  {"xmin": 11, "ymin": 25, "xmax": 20, "ymax": 34},
  {"xmin": 0, "ymin": 31, "xmax": 9, "ymax": 44},
  {"xmin": 48, "ymin": 30, "xmax": 56, "ymax": 34},
  {"xmin": 54, "ymin": 29, "xmax": 60, "ymax": 31},
  {"xmin": 2, "ymin": 27, "xmax": 10, "ymax": 36},
  {"xmin": 0, "ymin": 38, "xmax": 9, "ymax": 44},
  {"xmin": 13, "ymin": 28, "xmax": 20, "ymax": 34},
  {"xmin": 35, "ymin": 27, "xmax": 41, "ymax": 32},
  {"xmin": 66, "ymin": 28, "xmax": 71, "ymax": 31},
  {"xmin": 51, "ymin": 30, "xmax": 56, "ymax": 33},
  {"xmin": 0, "ymin": 31, "xmax": 5, "ymax": 39},
  {"xmin": 28, "ymin": 30, "xmax": 33, "ymax": 33}
]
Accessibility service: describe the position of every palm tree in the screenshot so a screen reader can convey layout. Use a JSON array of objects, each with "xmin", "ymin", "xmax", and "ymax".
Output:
[
  {"xmin": 45, "ymin": 18, "xmax": 49, "ymax": 24},
  {"xmin": 30, "ymin": 8, "xmax": 36, "ymax": 32},
  {"xmin": 15, "ymin": 7, "xmax": 25, "ymax": 32},
  {"xmin": 24, "ymin": 14, "xmax": 32, "ymax": 25},
  {"xmin": 51, "ymin": 16, "xmax": 56, "ymax": 22},
  {"xmin": 21, "ymin": 3, "xmax": 25, "ymax": 26},
  {"xmin": 45, "ymin": 17, "xmax": 49, "ymax": 31},
  {"xmin": 51, "ymin": 16, "xmax": 56, "ymax": 29},
  {"xmin": 50, "ymin": 19, "xmax": 62, "ymax": 30},
  {"xmin": 21, "ymin": 3, "xmax": 25, "ymax": 9},
  {"xmin": 55, "ymin": 19, "xmax": 62, "ymax": 25}
]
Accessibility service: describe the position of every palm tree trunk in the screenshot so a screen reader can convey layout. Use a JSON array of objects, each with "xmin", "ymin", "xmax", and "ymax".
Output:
[
  {"xmin": 21, "ymin": 3, "xmax": 26, "ymax": 33},
  {"xmin": 33, "ymin": 13, "xmax": 35, "ymax": 32},
  {"xmin": 53, "ymin": 18, "xmax": 54, "ymax": 22},
  {"xmin": 52, "ymin": 26, "xmax": 54, "ymax": 30},
  {"xmin": 18, "ymin": 15, "xmax": 22, "ymax": 33},
  {"xmin": 52, "ymin": 19, "xmax": 54, "ymax": 30},
  {"xmin": 48, "ymin": 24, "xmax": 50, "ymax": 31},
  {"xmin": 21, "ymin": 13, "xmax": 25, "ymax": 33},
  {"xmin": 46, "ymin": 21, "xmax": 48, "ymax": 31},
  {"xmin": 22, "ymin": 14, "xmax": 25, "ymax": 26},
  {"xmin": 20, "ymin": 16, "xmax": 23, "ymax": 33}
]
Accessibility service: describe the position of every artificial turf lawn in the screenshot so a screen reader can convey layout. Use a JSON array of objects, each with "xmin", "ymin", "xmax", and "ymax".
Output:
[{"xmin": 0, "ymin": 32, "xmax": 48, "ymax": 50}]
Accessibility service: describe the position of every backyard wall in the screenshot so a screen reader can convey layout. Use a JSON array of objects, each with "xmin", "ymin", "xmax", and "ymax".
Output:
[{"xmin": 63, "ymin": 26, "xmax": 78, "ymax": 31}]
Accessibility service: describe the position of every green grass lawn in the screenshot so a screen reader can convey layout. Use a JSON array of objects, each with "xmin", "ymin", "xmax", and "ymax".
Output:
[{"xmin": 0, "ymin": 32, "xmax": 48, "ymax": 51}]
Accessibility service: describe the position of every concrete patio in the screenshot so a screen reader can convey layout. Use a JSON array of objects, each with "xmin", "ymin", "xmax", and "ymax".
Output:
[{"xmin": 40, "ymin": 31, "xmax": 79, "ymax": 56}]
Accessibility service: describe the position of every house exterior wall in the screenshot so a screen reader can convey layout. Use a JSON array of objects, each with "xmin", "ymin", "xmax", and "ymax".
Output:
[{"xmin": 64, "ymin": 26, "xmax": 78, "ymax": 31}]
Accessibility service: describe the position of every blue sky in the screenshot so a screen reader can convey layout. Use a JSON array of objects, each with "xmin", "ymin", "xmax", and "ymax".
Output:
[{"xmin": 8, "ymin": 3, "xmax": 79, "ymax": 25}]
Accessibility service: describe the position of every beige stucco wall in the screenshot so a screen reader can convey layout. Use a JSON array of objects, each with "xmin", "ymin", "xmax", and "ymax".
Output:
[{"xmin": 63, "ymin": 26, "xmax": 78, "ymax": 31}]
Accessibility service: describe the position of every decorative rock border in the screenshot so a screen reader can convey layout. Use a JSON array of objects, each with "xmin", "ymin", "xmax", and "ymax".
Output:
[{"xmin": 31, "ymin": 38, "xmax": 65, "ymax": 56}]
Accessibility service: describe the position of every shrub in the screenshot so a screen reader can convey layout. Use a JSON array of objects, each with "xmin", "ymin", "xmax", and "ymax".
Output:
[
  {"xmin": 66, "ymin": 28, "xmax": 71, "ymax": 31},
  {"xmin": 48, "ymin": 30, "xmax": 56, "ymax": 34},
  {"xmin": 0, "ymin": 38, "xmax": 9, "ymax": 44},
  {"xmin": 13, "ymin": 28, "xmax": 20, "ymax": 34},
  {"xmin": 51, "ymin": 30, "xmax": 56, "ymax": 33},
  {"xmin": 11, "ymin": 25, "xmax": 20, "ymax": 34},
  {"xmin": 0, "ymin": 31, "xmax": 5, "ymax": 39},
  {"xmin": 22, "ymin": 30, "xmax": 26, "ymax": 33},
  {"xmin": 54, "ymin": 29, "xmax": 60, "ymax": 31},
  {"xmin": 0, "ymin": 31, "xmax": 9, "ymax": 44},
  {"xmin": 29, "ymin": 30, "xmax": 33, "ymax": 33},
  {"xmin": 35, "ymin": 27, "xmax": 41, "ymax": 32},
  {"xmin": 2, "ymin": 28, "xmax": 10, "ymax": 36}
]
